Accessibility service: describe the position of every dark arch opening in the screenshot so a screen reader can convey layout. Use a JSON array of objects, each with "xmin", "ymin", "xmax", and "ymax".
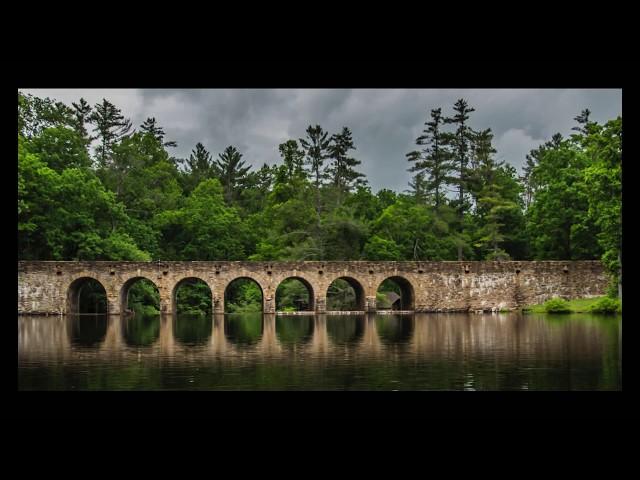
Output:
[
  {"xmin": 276, "ymin": 277, "xmax": 314, "ymax": 312},
  {"xmin": 376, "ymin": 276, "xmax": 415, "ymax": 311},
  {"xmin": 225, "ymin": 277, "xmax": 263, "ymax": 313},
  {"xmin": 173, "ymin": 277, "xmax": 213, "ymax": 315},
  {"xmin": 120, "ymin": 277, "xmax": 160, "ymax": 315},
  {"xmin": 326, "ymin": 277, "xmax": 365, "ymax": 311},
  {"xmin": 67, "ymin": 277, "xmax": 107, "ymax": 314}
]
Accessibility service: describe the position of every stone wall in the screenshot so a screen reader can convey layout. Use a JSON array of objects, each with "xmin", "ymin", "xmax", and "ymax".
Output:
[{"xmin": 17, "ymin": 260, "xmax": 608, "ymax": 315}]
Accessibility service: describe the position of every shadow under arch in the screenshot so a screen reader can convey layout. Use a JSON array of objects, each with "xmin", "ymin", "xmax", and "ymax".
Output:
[
  {"xmin": 66, "ymin": 276, "xmax": 108, "ymax": 314},
  {"xmin": 224, "ymin": 276, "xmax": 264, "ymax": 313},
  {"xmin": 172, "ymin": 276, "xmax": 213, "ymax": 315},
  {"xmin": 120, "ymin": 276, "xmax": 160, "ymax": 315},
  {"xmin": 376, "ymin": 276, "xmax": 415, "ymax": 311},
  {"xmin": 275, "ymin": 276, "xmax": 315, "ymax": 312},
  {"xmin": 326, "ymin": 276, "xmax": 366, "ymax": 311}
]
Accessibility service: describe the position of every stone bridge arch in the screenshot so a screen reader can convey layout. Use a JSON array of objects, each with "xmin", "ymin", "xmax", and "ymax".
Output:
[
  {"xmin": 375, "ymin": 275, "xmax": 416, "ymax": 310},
  {"xmin": 170, "ymin": 276, "xmax": 214, "ymax": 314},
  {"xmin": 273, "ymin": 274, "xmax": 316, "ymax": 312},
  {"xmin": 66, "ymin": 276, "xmax": 108, "ymax": 315},
  {"xmin": 119, "ymin": 275, "xmax": 162, "ymax": 314},
  {"xmin": 325, "ymin": 275, "xmax": 367, "ymax": 311},
  {"xmin": 223, "ymin": 275, "xmax": 267, "ymax": 313}
]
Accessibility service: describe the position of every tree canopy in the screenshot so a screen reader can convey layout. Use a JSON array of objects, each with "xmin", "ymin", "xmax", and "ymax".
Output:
[{"xmin": 18, "ymin": 91, "xmax": 622, "ymax": 298}]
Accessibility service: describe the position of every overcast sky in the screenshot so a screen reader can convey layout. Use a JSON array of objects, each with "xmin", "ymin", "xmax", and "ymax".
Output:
[{"xmin": 22, "ymin": 89, "xmax": 621, "ymax": 193}]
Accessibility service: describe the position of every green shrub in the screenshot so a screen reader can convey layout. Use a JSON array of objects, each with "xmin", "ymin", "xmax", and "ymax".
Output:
[
  {"xmin": 544, "ymin": 297, "xmax": 571, "ymax": 313},
  {"xmin": 590, "ymin": 297, "xmax": 621, "ymax": 314}
]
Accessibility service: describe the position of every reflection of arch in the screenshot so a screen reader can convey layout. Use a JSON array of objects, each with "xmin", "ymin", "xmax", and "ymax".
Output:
[
  {"xmin": 69, "ymin": 313, "xmax": 108, "ymax": 347},
  {"xmin": 276, "ymin": 315, "xmax": 314, "ymax": 345},
  {"xmin": 376, "ymin": 276, "xmax": 415, "ymax": 310},
  {"xmin": 120, "ymin": 276, "xmax": 160, "ymax": 314},
  {"xmin": 224, "ymin": 276, "xmax": 264, "ymax": 313},
  {"xmin": 275, "ymin": 276, "xmax": 315, "ymax": 311},
  {"xmin": 326, "ymin": 315, "xmax": 365, "ymax": 345},
  {"xmin": 224, "ymin": 312, "xmax": 263, "ymax": 346},
  {"xmin": 171, "ymin": 276, "xmax": 213, "ymax": 314},
  {"xmin": 375, "ymin": 314, "xmax": 415, "ymax": 344},
  {"xmin": 67, "ymin": 276, "xmax": 107, "ymax": 314},
  {"xmin": 326, "ymin": 276, "xmax": 366, "ymax": 311}
]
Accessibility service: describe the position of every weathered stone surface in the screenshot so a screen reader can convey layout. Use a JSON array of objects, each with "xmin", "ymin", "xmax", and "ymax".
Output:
[{"xmin": 17, "ymin": 260, "xmax": 608, "ymax": 315}]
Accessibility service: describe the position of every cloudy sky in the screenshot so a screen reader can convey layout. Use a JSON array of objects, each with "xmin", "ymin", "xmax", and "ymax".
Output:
[{"xmin": 22, "ymin": 89, "xmax": 621, "ymax": 193}]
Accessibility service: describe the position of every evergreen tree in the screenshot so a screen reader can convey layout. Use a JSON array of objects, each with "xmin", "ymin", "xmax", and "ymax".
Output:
[
  {"xmin": 140, "ymin": 117, "xmax": 177, "ymax": 148},
  {"xmin": 326, "ymin": 127, "xmax": 366, "ymax": 205},
  {"xmin": 572, "ymin": 108, "xmax": 592, "ymax": 135},
  {"xmin": 299, "ymin": 125, "xmax": 331, "ymax": 221},
  {"xmin": 179, "ymin": 142, "xmax": 216, "ymax": 193},
  {"xmin": 468, "ymin": 128, "xmax": 497, "ymax": 211},
  {"xmin": 89, "ymin": 99, "xmax": 132, "ymax": 167},
  {"xmin": 444, "ymin": 99, "xmax": 476, "ymax": 260},
  {"xmin": 406, "ymin": 107, "xmax": 454, "ymax": 209},
  {"xmin": 215, "ymin": 146, "xmax": 252, "ymax": 204},
  {"xmin": 444, "ymin": 99, "xmax": 475, "ymax": 215},
  {"xmin": 278, "ymin": 139, "xmax": 305, "ymax": 180},
  {"xmin": 71, "ymin": 98, "xmax": 92, "ymax": 143}
]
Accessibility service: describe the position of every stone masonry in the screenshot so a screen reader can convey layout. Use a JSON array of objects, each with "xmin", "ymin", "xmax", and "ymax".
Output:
[{"xmin": 17, "ymin": 260, "xmax": 608, "ymax": 315}]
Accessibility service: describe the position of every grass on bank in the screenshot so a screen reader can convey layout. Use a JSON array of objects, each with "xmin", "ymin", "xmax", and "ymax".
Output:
[{"xmin": 522, "ymin": 296, "xmax": 621, "ymax": 314}]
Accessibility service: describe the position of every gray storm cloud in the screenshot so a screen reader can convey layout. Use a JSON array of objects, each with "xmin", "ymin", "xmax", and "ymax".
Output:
[{"xmin": 22, "ymin": 88, "xmax": 622, "ymax": 193}]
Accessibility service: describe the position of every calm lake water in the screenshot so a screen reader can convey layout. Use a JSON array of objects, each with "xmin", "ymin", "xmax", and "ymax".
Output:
[{"xmin": 18, "ymin": 312, "xmax": 621, "ymax": 390}]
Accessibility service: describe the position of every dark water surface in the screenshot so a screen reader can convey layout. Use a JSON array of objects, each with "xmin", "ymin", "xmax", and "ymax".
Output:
[{"xmin": 18, "ymin": 312, "xmax": 621, "ymax": 390}]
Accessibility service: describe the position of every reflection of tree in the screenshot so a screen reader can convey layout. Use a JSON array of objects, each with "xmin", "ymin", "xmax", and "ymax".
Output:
[
  {"xmin": 174, "ymin": 313, "xmax": 212, "ymax": 346},
  {"xmin": 276, "ymin": 316, "xmax": 314, "ymax": 344},
  {"xmin": 326, "ymin": 315, "xmax": 364, "ymax": 345},
  {"xmin": 225, "ymin": 313, "xmax": 263, "ymax": 345},
  {"xmin": 124, "ymin": 312, "xmax": 160, "ymax": 347}
]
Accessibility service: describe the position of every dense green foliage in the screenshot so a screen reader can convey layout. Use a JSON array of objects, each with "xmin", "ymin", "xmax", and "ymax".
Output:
[
  {"xmin": 543, "ymin": 297, "xmax": 572, "ymax": 313},
  {"xmin": 590, "ymin": 297, "xmax": 621, "ymax": 314},
  {"xmin": 18, "ymin": 92, "xmax": 622, "ymax": 311}
]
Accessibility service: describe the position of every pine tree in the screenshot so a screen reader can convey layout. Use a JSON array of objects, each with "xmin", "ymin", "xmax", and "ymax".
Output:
[
  {"xmin": 89, "ymin": 99, "xmax": 132, "ymax": 167},
  {"xmin": 140, "ymin": 117, "xmax": 177, "ymax": 148},
  {"xmin": 473, "ymin": 129, "xmax": 518, "ymax": 260},
  {"xmin": 299, "ymin": 125, "xmax": 331, "ymax": 220},
  {"xmin": 468, "ymin": 128, "xmax": 497, "ymax": 211},
  {"xmin": 327, "ymin": 127, "xmax": 366, "ymax": 205},
  {"xmin": 572, "ymin": 108, "xmax": 592, "ymax": 135},
  {"xmin": 406, "ymin": 107, "xmax": 454, "ymax": 209},
  {"xmin": 278, "ymin": 139, "xmax": 305, "ymax": 180},
  {"xmin": 215, "ymin": 146, "xmax": 251, "ymax": 204},
  {"xmin": 71, "ymin": 98, "xmax": 92, "ymax": 143},
  {"xmin": 444, "ymin": 99, "xmax": 476, "ymax": 260},
  {"xmin": 444, "ymin": 99, "xmax": 476, "ymax": 216},
  {"xmin": 178, "ymin": 142, "xmax": 216, "ymax": 193}
]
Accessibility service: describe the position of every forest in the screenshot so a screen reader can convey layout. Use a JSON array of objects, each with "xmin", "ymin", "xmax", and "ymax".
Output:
[{"xmin": 17, "ymin": 92, "xmax": 622, "ymax": 313}]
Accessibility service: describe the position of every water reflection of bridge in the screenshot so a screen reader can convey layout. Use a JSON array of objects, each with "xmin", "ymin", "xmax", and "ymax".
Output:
[{"xmin": 18, "ymin": 313, "xmax": 615, "ymax": 368}]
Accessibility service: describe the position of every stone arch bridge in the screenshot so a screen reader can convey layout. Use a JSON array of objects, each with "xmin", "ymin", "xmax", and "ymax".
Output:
[{"xmin": 18, "ymin": 261, "xmax": 607, "ymax": 315}]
